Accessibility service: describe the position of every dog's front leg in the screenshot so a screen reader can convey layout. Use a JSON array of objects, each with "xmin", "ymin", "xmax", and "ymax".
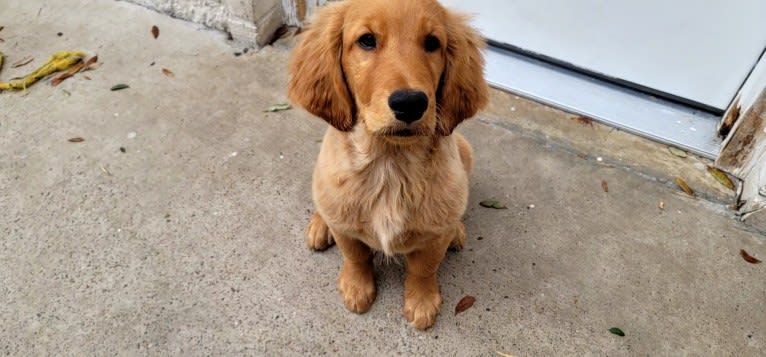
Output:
[
  {"xmin": 403, "ymin": 235, "xmax": 451, "ymax": 330},
  {"xmin": 334, "ymin": 233, "xmax": 377, "ymax": 314}
]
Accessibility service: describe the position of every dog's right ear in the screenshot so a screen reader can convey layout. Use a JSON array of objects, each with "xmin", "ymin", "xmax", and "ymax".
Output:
[{"xmin": 288, "ymin": 3, "xmax": 355, "ymax": 131}]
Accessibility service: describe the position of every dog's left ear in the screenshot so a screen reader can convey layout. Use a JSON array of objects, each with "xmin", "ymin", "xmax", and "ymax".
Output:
[{"xmin": 436, "ymin": 12, "xmax": 490, "ymax": 136}]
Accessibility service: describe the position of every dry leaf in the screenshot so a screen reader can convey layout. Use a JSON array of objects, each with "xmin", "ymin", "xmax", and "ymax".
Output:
[
  {"xmin": 707, "ymin": 166, "xmax": 735, "ymax": 191},
  {"xmin": 82, "ymin": 55, "xmax": 98, "ymax": 71},
  {"xmin": 609, "ymin": 327, "xmax": 625, "ymax": 337},
  {"xmin": 479, "ymin": 200, "xmax": 507, "ymax": 209},
  {"xmin": 668, "ymin": 147, "xmax": 688, "ymax": 158},
  {"xmin": 151, "ymin": 25, "xmax": 159, "ymax": 39},
  {"xmin": 573, "ymin": 115, "xmax": 594, "ymax": 127},
  {"xmin": 68, "ymin": 137, "xmax": 84, "ymax": 143},
  {"xmin": 601, "ymin": 180, "xmax": 609, "ymax": 193},
  {"xmin": 728, "ymin": 200, "xmax": 746, "ymax": 211},
  {"xmin": 674, "ymin": 177, "xmax": 695, "ymax": 197},
  {"xmin": 455, "ymin": 295, "xmax": 476, "ymax": 315},
  {"xmin": 740, "ymin": 249, "xmax": 762, "ymax": 264},
  {"xmin": 83, "ymin": 75, "xmax": 91, "ymax": 80},
  {"xmin": 51, "ymin": 62, "xmax": 85, "ymax": 86},
  {"xmin": 265, "ymin": 103, "xmax": 292, "ymax": 112},
  {"xmin": 100, "ymin": 164, "xmax": 112, "ymax": 176},
  {"xmin": 161, "ymin": 68, "xmax": 175, "ymax": 77},
  {"xmin": 12, "ymin": 57, "xmax": 34, "ymax": 68},
  {"xmin": 496, "ymin": 353, "xmax": 518, "ymax": 357}
]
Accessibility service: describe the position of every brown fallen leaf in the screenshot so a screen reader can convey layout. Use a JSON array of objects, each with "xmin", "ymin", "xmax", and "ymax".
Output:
[
  {"xmin": 674, "ymin": 177, "xmax": 695, "ymax": 197},
  {"xmin": 12, "ymin": 57, "xmax": 34, "ymax": 68},
  {"xmin": 161, "ymin": 68, "xmax": 175, "ymax": 77},
  {"xmin": 82, "ymin": 55, "xmax": 98, "ymax": 71},
  {"xmin": 707, "ymin": 166, "xmax": 735, "ymax": 191},
  {"xmin": 68, "ymin": 137, "xmax": 84, "ymax": 143},
  {"xmin": 572, "ymin": 115, "xmax": 594, "ymax": 127},
  {"xmin": 151, "ymin": 25, "xmax": 159, "ymax": 39},
  {"xmin": 51, "ymin": 62, "xmax": 85, "ymax": 86},
  {"xmin": 455, "ymin": 295, "xmax": 476, "ymax": 315},
  {"xmin": 83, "ymin": 75, "xmax": 91, "ymax": 80},
  {"xmin": 601, "ymin": 180, "xmax": 609, "ymax": 193},
  {"xmin": 740, "ymin": 249, "xmax": 762, "ymax": 264}
]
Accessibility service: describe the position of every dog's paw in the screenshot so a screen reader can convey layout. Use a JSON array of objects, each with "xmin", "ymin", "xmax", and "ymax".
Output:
[
  {"xmin": 338, "ymin": 263, "xmax": 376, "ymax": 313},
  {"xmin": 403, "ymin": 289, "xmax": 442, "ymax": 330},
  {"xmin": 306, "ymin": 212, "xmax": 335, "ymax": 251},
  {"xmin": 448, "ymin": 223, "xmax": 466, "ymax": 251}
]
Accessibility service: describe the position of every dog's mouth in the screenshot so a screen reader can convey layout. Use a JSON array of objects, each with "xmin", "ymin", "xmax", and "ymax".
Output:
[
  {"xmin": 390, "ymin": 128, "xmax": 417, "ymax": 137},
  {"xmin": 376, "ymin": 127, "xmax": 427, "ymax": 138}
]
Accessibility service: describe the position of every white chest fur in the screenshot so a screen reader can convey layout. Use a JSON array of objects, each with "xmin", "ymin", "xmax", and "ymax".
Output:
[{"xmin": 313, "ymin": 129, "xmax": 468, "ymax": 256}]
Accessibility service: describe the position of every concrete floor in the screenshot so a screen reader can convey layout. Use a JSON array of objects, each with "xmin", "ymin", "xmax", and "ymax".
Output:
[{"xmin": 1, "ymin": 1, "xmax": 765, "ymax": 356}]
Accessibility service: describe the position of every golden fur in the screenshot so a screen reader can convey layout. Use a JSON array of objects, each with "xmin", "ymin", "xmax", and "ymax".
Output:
[{"xmin": 288, "ymin": 0, "xmax": 488, "ymax": 330}]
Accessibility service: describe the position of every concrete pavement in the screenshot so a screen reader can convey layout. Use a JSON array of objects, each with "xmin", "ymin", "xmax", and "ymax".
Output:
[{"xmin": 1, "ymin": 1, "xmax": 764, "ymax": 355}]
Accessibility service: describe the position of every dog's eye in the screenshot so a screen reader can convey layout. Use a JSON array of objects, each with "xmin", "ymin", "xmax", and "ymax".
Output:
[
  {"xmin": 357, "ymin": 34, "xmax": 377, "ymax": 50},
  {"xmin": 424, "ymin": 35, "xmax": 440, "ymax": 52}
]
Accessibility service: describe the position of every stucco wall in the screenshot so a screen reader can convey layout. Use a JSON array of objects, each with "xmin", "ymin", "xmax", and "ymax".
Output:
[{"xmin": 118, "ymin": 0, "xmax": 283, "ymax": 47}]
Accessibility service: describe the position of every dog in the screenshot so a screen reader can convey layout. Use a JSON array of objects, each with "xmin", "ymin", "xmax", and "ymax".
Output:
[{"xmin": 288, "ymin": 0, "xmax": 488, "ymax": 330}]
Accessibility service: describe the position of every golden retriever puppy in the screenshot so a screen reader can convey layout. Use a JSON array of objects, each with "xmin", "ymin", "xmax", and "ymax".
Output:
[{"xmin": 288, "ymin": 0, "xmax": 488, "ymax": 330}]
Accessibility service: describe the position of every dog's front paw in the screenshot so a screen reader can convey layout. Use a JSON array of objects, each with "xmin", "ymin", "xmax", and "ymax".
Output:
[
  {"xmin": 403, "ymin": 284, "xmax": 442, "ymax": 330},
  {"xmin": 306, "ymin": 212, "xmax": 335, "ymax": 251},
  {"xmin": 448, "ymin": 222, "xmax": 466, "ymax": 251},
  {"xmin": 338, "ymin": 262, "xmax": 376, "ymax": 313}
]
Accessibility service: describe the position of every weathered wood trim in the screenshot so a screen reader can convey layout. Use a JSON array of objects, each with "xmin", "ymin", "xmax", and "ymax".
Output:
[
  {"xmin": 716, "ymin": 67, "xmax": 766, "ymax": 232},
  {"xmin": 716, "ymin": 89, "xmax": 766, "ymax": 178}
]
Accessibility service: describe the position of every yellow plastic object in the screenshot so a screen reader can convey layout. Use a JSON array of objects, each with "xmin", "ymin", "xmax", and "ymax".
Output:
[{"xmin": 0, "ymin": 50, "xmax": 84, "ymax": 91}]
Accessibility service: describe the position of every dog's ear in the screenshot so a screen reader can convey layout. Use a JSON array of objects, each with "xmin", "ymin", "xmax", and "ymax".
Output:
[
  {"xmin": 436, "ymin": 12, "xmax": 489, "ymax": 136},
  {"xmin": 288, "ymin": 3, "xmax": 355, "ymax": 131}
]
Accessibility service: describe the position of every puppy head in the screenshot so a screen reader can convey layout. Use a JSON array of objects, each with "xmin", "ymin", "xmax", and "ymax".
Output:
[{"xmin": 288, "ymin": 0, "xmax": 488, "ymax": 139}]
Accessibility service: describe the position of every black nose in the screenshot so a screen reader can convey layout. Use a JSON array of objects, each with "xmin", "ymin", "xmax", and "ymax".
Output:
[{"xmin": 388, "ymin": 90, "xmax": 428, "ymax": 124}]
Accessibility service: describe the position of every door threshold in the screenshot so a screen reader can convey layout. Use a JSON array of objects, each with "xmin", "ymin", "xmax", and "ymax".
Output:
[{"xmin": 484, "ymin": 46, "xmax": 723, "ymax": 159}]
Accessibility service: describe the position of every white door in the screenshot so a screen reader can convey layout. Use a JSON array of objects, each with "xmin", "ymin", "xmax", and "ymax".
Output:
[{"xmin": 441, "ymin": 0, "xmax": 766, "ymax": 112}]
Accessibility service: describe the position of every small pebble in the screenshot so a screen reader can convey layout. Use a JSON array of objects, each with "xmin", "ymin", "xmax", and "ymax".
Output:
[
  {"xmin": 57, "ymin": 32, "xmax": 63, "ymax": 36},
  {"xmin": 234, "ymin": 52, "xmax": 242, "ymax": 57},
  {"xmin": 596, "ymin": 157, "xmax": 603, "ymax": 162},
  {"xmin": 127, "ymin": 132, "xmax": 137, "ymax": 139},
  {"xmin": 119, "ymin": 147, "xmax": 126, "ymax": 153}
]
